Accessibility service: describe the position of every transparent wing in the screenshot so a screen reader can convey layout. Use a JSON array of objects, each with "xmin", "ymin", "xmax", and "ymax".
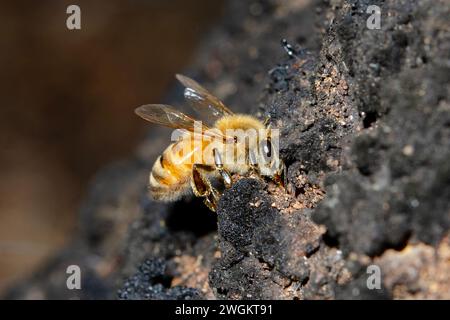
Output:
[
  {"xmin": 135, "ymin": 104, "xmax": 228, "ymax": 141},
  {"xmin": 135, "ymin": 104, "xmax": 204, "ymax": 130},
  {"xmin": 176, "ymin": 74, "xmax": 234, "ymax": 125}
]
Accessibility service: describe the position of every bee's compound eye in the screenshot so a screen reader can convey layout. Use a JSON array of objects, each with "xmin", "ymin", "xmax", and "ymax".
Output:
[{"xmin": 263, "ymin": 138, "xmax": 272, "ymax": 158}]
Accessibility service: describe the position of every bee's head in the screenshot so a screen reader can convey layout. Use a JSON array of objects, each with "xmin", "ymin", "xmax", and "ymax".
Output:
[
  {"xmin": 253, "ymin": 127, "xmax": 285, "ymax": 185},
  {"xmin": 221, "ymin": 118, "xmax": 286, "ymax": 186}
]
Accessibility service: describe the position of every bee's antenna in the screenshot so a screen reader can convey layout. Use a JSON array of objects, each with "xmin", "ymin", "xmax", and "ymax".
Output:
[{"xmin": 281, "ymin": 39, "xmax": 297, "ymax": 58}]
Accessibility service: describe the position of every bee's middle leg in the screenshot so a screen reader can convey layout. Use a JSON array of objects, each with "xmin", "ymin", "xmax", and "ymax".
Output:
[
  {"xmin": 191, "ymin": 164, "xmax": 220, "ymax": 212},
  {"xmin": 212, "ymin": 148, "xmax": 232, "ymax": 188}
]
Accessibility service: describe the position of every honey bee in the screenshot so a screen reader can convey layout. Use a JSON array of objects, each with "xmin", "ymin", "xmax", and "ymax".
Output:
[{"xmin": 135, "ymin": 74, "xmax": 285, "ymax": 211}]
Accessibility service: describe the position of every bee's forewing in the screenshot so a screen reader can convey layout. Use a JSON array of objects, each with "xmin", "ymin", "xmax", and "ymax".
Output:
[
  {"xmin": 135, "ymin": 104, "xmax": 228, "ymax": 141},
  {"xmin": 176, "ymin": 74, "xmax": 234, "ymax": 125}
]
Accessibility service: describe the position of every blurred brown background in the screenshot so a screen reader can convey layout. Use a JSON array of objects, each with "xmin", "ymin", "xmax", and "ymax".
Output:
[{"xmin": 0, "ymin": 0, "xmax": 222, "ymax": 293}]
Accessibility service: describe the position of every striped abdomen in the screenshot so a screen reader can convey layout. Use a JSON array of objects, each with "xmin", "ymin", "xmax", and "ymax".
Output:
[{"xmin": 148, "ymin": 137, "xmax": 217, "ymax": 201}]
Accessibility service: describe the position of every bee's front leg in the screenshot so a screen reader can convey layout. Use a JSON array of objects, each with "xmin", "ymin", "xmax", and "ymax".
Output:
[
  {"xmin": 248, "ymin": 149, "xmax": 261, "ymax": 176},
  {"xmin": 191, "ymin": 164, "xmax": 220, "ymax": 212}
]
